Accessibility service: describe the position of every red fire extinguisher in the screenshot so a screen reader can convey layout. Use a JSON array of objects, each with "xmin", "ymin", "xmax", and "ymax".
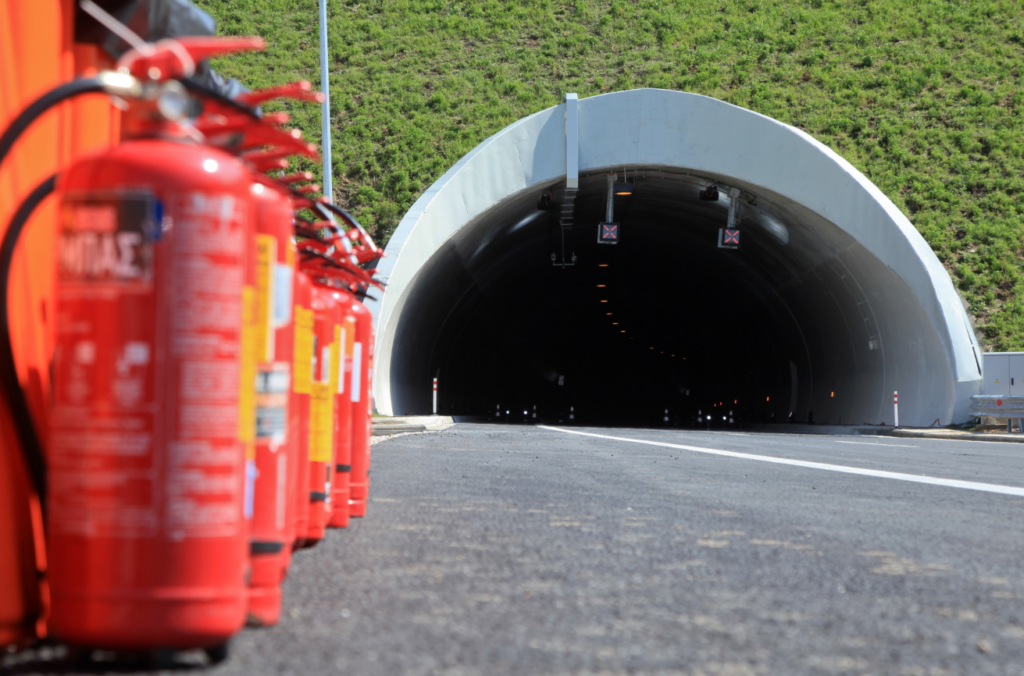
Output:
[
  {"xmin": 304, "ymin": 287, "xmax": 341, "ymax": 545},
  {"xmin": 290, "ymin": 271, "xmax": 314, "ymax": 549},
  {"xmin": 289, "ymin": 184, "xmax": 382, "ymax": 525},
  {"xmin": 245, "ymin": 178, "xmax": 297, "ymax": 627},
  {"xmin": 328, "ymin": 292, "xmax": 355, "ymax": 529},
  {"xmin": 46, "ymin": 37, "xmax": 265, "ymax": 653},
  {"xmin": 348, "ymin": 299, "xmax": 374, "ymax": 518}
]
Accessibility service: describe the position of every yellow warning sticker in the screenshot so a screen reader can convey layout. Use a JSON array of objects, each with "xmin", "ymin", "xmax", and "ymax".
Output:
[
  {"xmin": 238, "ymin": 285, "xmax": 258, "ymax": 460},
  {"xmin": 331, "ymin": 326, "xmax": 341, "ymax": 393},
  {"xmin": 255, "ymin": 234, "xmax": 276, "ymax": 364},
  {"xmin": 309, "ymin": 382, "xmax": 334, "ymax": 462},
  {"xmin": 285, "ymin": 237, "xmax": 296, "ymax": 269},
  {"xmin": 293, "ymin": 306, "xmax": 314, "ymax": 394}
]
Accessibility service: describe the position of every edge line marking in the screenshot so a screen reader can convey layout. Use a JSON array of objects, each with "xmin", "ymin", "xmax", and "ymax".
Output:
[{"xmin": 537, "ymin": 426, "xmax": 1024, "ymax": 497}]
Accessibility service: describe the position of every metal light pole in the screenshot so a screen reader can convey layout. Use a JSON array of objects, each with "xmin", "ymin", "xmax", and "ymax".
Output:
[{"xmin": 318, "ymin": 0, "xmax": 333, "ymax": 202}]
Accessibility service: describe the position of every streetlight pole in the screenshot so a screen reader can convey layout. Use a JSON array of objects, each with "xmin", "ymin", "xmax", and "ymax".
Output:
[{"xmin": 318, "ymin": 0, "xmax": 333, "ymax": 202}]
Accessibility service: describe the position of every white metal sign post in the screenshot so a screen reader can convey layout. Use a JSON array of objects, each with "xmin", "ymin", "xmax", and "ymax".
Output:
[{"xmin": 318, "ymin": 0, "xmax": 332, "ymax": 201}]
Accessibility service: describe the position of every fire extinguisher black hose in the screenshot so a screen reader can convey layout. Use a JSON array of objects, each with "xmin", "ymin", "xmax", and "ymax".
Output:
[
  {"xmin": 0, "ymin": 77, "xmax": 104, "ymax": 175},
  {"xmin": 0, "ymin": 174, "xmax": 56, "ymax": 517}
]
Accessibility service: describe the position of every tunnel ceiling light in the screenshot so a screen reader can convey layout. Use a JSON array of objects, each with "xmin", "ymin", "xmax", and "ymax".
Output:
[
  {"xmin": 734, "ymin": 399, "xmax": 737, "ymax": 404},
  {"xmin": 614, "ymin": 182, "xmax": 633, "ymax": 196},
  {"xmin": 600, "ymin": 300, "xmax": 608, "ymax": 303},
  {"xmin": 598, "ymin": 263, "xmax": 609, "ymax": 267},
  {"xmin": 620, "ymin": 330, "xmax": 626, "ymax": 333},
  {"xmin": 831, "ymin": 391, "xmax": 835, "ymax": 397},
  {"xmin": 766, "ymin": 396, "xmax": 770, "ymax": 402},
  {"xmin": 606, "ymin": 312, "xmax": 613, "ymax": 315},
  {"xmin": 597, "ymin": 284, "xmax": 606, "ymax": 287},
  {"xmin": 612, "ymin": 322, "xmax": 619, "ymax": 325}
]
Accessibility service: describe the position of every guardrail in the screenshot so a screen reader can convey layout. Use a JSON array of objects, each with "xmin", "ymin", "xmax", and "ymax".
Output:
[{"xmin": 969, "ymin": 395, "xmax": 1024, "ymax": 433}]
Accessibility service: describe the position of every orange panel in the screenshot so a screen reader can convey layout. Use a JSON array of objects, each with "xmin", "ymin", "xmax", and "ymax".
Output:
[
  {"xmin": 72, "ymin": 44, "xmax": 120, "ymax": 156},
  {"xmin": 0, "ymin": 0, "xmax": 78, "ymax": 649}
]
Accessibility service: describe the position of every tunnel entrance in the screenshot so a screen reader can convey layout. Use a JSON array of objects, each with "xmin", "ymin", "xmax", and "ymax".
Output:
[
  {"xmin": 392, "ymin": 169, "xmax": 952, "ymax": 426},
  {"xmin": 370, "ymin": 89, "xmax": 981, "ymax": 425}
]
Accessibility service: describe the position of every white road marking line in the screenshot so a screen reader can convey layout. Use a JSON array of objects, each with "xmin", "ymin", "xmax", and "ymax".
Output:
[
  {"xmin": 834, "ymin": 440, "xmax": 912, "ymax": 448},
  {"xmin": 538, "ymin": 425, "xmax": 1024, "ymax": 497}
]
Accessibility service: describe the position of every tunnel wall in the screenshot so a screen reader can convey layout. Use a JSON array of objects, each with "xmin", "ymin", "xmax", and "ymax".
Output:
[{"xmin": 366, "ymin": 89, "xmax": 982, "ymax": 423}]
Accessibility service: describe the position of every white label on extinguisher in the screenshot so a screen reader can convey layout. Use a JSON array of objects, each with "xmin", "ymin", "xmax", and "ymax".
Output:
[
  {"xmin": 273, "ymin": 263, "xmax": 293, "ymax": 325},
  {"xmin": 244, "ymin": 459, "xmax": 257, "ymax": 519},
  {"xmin": 165, "ymin": 193, "xmax": 247, "ymax": 538},
  {"xmin": 350, "ymin": 342, "xmax": 362, "ymax": 403},
  {"xmin": 337, "ymin": 327, "xmax": 346, "ymax": 394},
  {"xmin": 321, "ymin": 346, "xmax": 331, "ymax": 384},
  {"xmin": 50, "ymin": 192, "xmax": 160, "ymax": 538}
]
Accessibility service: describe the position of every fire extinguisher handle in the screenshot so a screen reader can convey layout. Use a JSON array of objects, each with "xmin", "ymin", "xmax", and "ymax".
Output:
[
  {"xmin": 236, "ymin": 81, "xmax": 325, "ymax": 107},
  {"xmin": 118, "ymin": 36, "xmax": 266, "ymax": 81},
  {"xmin": 0, "ymin": 174, "xmax": 56, "ymax": 516},
  {"xmin": 173, "ymin": 36, "xmax": 267, "ymax": 65}
]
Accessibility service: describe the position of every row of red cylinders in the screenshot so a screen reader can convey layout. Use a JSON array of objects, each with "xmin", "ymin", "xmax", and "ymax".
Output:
[
  {"xmin": 245, "ymin": 180, "xmax": 374, "ymax": 628},
  {"xmin": 45, "ymin": 138, "xmax": 374, "ymax": 651}
]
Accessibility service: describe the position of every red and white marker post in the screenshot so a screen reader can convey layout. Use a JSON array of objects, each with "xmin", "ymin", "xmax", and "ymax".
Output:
[
  {"xmin": 894, "ymin": 391, "xmax": 899, "ymax": 428},
  {"xmin": 432, "ymin": 377, "xmax": 438, "ymax": 415}
]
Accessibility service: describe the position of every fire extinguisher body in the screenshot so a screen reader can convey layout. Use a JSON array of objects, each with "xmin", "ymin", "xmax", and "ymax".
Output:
[
  {"xmin": 348, "ymin": 299, "xmax": 373, "ymax": 518},
  {"xmin": 48, "ymin": 140, "xmax": 253, "ymax": 649},
  {"xmin": 328, "ymin": 291, "xmax": 354, "ymax": 529},
  {"xmin": 246, "ymin": 181, "xmax": 296, "ymax": 627},
  {"xmin": 304, "ymin": 287, "xmax": 339, "ymax": 545},
  {"xmin": 290, "ymin": 271, "xmax": 314, "ymax": 549}
]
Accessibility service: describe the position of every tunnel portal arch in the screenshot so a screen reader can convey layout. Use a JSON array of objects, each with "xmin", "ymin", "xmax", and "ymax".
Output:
[{"xmin": 366, "ymin": 89, "xmax": 982, "ymax": 426}]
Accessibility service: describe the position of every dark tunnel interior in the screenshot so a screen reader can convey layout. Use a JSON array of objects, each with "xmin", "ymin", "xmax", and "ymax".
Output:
[{"xmin": 389, "ymin": 169, "xmax": 954, "ymax": 427}]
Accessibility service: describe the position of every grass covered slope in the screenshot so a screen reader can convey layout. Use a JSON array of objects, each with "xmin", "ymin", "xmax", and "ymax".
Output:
[{"xmin": 196, "ymin": 0, "xmax": 1024, "ymax": 349}]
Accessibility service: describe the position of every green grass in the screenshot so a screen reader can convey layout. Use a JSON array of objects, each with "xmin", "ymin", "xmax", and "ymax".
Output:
[{"xmin": 196, "ymin": 0, "xmax": 1024, "ymax": 349}]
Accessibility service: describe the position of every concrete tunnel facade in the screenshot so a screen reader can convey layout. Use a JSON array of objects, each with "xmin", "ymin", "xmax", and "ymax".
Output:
[{"xmin": 364, "ymin": 89, "xmax": 983, "ymax": 427}]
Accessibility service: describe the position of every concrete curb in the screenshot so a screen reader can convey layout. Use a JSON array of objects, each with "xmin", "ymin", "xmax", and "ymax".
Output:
[
  {"xmin": 372, "ymin": 416, "xmax": 454, "ymax": 437},
  {"xmin": 893, "ymin": 428, "xmax": 1024, "ymax": 444},
  {"xmin": 740, "ymin": 424, "xmax": 894, "ymax": 436}
]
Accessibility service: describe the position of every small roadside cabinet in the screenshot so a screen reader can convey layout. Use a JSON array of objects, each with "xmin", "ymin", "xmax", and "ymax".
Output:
[
  {"xmin": 982, "ymin": 353, "xmax": 1024, "ymax": 396},
  {"xmin": 1011, "ymin": 354, "xmax": 1024, "ymax": 396}
]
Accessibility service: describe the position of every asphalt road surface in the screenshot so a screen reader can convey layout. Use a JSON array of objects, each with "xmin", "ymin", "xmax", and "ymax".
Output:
[{"xmin": 12, "ymin": 423, "xmax": 1024, "ymax": 675}]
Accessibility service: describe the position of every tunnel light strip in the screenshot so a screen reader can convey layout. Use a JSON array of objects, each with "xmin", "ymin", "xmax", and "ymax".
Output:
[{"xmin": 537, "ymin": 426, "xmax": 1024, "ymax": 498}]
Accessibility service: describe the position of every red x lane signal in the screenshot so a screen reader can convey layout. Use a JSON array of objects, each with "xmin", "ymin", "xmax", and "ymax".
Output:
[
  {"xmin": 718, "ymin": 227, "xmax": 740, "ymax": 249},
  {"xmin": 598, "ymin": 222, "xmax": 619, "ymax": 245}
]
